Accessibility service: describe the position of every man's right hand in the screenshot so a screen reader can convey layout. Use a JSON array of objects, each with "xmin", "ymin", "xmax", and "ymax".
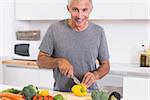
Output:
[{"xmin": 57, "ymin": 58, "xmax": 73, "ymax": 78}]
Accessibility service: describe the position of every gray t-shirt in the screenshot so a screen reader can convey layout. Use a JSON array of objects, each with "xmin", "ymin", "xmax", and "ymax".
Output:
[{"xmin": 39, "ymin": 19, "xmax": 109, "ymax": 92}]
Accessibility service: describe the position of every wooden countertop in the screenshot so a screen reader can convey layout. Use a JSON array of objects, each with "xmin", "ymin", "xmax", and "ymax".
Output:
[
  {"xmin": 1, "ymin": 60, "xmax": 99, "ymax": 69},
  {"xmin": 2, "ymin": 59, "xmax": 38, "ymax": 68}
]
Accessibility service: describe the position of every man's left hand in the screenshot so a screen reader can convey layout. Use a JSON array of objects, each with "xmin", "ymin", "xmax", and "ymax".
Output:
[{"xmin": 81, "ymin": 72, "xmax": 98, "ymax": 88}]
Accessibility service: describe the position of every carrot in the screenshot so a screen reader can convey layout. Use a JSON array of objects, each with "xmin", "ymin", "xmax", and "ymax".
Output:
[
  {"xmin": 0, "ymin": 97, "xmax": 12, "ymax": 100},
  {"xmin": 0, "ymin": 93, "xmax": 25, "ymax": 100}
]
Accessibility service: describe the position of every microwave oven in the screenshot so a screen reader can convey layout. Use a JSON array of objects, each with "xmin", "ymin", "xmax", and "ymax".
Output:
[{"xmin": 13, "ymin": 41, "xmax": 41, "ymax": 60}]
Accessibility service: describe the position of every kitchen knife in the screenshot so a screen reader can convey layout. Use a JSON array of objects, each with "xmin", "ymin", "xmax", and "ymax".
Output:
[{"xmin": 71, "ymin": 75, "xmax": 81, "ymax": 85}]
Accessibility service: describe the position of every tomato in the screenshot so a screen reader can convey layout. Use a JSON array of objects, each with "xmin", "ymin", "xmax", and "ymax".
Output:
[
  {"xmin": 38, "ymin": 95, "xmax": 43, "ymax": 100},
  {"xmin": 44, "ymin": 95, "xmax": 53, "ymax": 100},
  {"xmin": 32, "ymin": 95, "xmax": 38, "ymax": 100}
]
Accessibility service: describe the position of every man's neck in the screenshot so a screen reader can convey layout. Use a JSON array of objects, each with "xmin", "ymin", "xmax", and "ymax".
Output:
[{"xmin": 68, "ymin": 19, "xmax": 88, "ymax": 32}]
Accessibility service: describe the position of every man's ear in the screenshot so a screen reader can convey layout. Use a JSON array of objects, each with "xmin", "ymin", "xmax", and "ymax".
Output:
[{"xmin": 67, "ymin": 5, "xmax": 70, "ymax": 11}]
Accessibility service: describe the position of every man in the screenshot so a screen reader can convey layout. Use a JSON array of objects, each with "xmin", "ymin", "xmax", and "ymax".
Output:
[{"xmin": 37, "ymin": 0, "xmax": 110, "ymax": 92}]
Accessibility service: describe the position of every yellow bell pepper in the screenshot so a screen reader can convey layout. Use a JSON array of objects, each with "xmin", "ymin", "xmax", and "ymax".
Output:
[
  {"xmin": 38, "ymin": 89, "xmax": 49, "ymax": 96},
  {"xmin": 71, "ymin": 84, "xmax": 87, "ymax": 96}
]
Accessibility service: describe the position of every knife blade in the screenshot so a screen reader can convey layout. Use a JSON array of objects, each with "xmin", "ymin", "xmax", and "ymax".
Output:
[{"xmin": 71, "ymin": 75, "xmax": 81, "ymax": 85}]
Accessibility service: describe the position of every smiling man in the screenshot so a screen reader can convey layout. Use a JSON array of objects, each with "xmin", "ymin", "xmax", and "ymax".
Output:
[
  {"xmin": 67, "ymin": 0, "xmax": 93, "ymax": 31},
  {"xmin": 37, "ymin": 0, "xmax": 110, "ymax": 92}
]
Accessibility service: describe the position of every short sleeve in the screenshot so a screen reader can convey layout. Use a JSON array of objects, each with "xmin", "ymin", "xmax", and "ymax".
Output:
[
  {"xmin": 97, "ymin": 29, "xmax": 110, "ymax": 62},
  {"xmin": 39, "ymin": 26, "xmax": 54, "ymax": 56}
]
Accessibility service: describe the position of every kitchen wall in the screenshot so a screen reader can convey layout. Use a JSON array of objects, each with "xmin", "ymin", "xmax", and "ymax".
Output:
[
  {"xmin": 0, "ymin": 0, "xmax": 12, "ymax": 84},
  {"xmin": 0, "ymin": 0, "xmax": 31, "ymax": 58},
  {"xmin": 148, "ymin": 21, "xmax": 150, "ymax": 45},
  {"xmin": 26, "ymin": 20, "xmax": 149, "ymax": 65},
  {"xmin": 0, "ymin": 0, "xmax": 149, "ymax": 66},
  {"xmin": 93, "ymin": 20, "xmax": 148, "ymax": 64},
  {"xmin": 0, "ymin": 0, "xmax": 15, "ymax": 59}
]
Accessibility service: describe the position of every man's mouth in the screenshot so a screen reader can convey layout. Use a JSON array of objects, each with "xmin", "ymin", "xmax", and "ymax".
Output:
[{"xmin": 75, "ymin": 18, "xmax": 84, "ymax": 24}]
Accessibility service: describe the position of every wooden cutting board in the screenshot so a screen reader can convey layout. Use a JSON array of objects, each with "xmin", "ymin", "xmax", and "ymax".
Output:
[
  {"xmin": 52, "ymin": 91, "xmax": 92, "ymax": 100},
  {"xmin": 0, "ymin": 85, "xmax": 92, "ymax": 100}
]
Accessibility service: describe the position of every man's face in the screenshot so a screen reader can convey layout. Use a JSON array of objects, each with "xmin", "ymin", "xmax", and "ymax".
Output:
[{"xmin": 67, "ymin": 0, "xmax": 92, "ymax": 28}]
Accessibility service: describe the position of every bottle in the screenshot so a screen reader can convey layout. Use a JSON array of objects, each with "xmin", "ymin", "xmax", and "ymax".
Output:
[
  {"xmin": 146, "ymin": 47, "xmax": 150, "ymax": 67},
  {"xmin": 140, "ymin": 45, "xmax": 147, "ymax": 67}
]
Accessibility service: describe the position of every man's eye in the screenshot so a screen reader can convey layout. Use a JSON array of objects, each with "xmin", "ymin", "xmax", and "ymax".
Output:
[
  {"xmin": 83, "ymin": 8, "xmax": 88, "ymax": 12},
  {"xmin": 72, "ymin": 8, "xmax": 78, "ymax": 12}
]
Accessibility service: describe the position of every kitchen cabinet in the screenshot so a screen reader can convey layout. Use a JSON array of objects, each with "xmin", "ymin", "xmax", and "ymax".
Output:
[
  {"xmin": 38, "ymin": 69, "xmax": 54, "ymax": 89},
  {"xmin": 15, "ymin": 0, "xmax": 69, "ymax": 20},
  {"xmin": 15, "ymin": 0, "xmax": 149, "ymax": 20},
  {"xmin": 90, "ymin": 0, "xmax": 131, "ymax": 19},
  {"xmin": 91, "ymin": 0, "xmax": 148, "ymax": 19},
  {"xmin": 123, "ymin": 76, "xmax": 150, "ymax": 99},
  {"xmin": 3, "ymin": 65, "xmax": 55, "ymax": 89},
  {"xmin": 130, "ymin": 0, "xmax": 148, "ymax": 19},
  {"xmin": 3, "ymin": 65, "xmax": 39, "ymax": 87}
]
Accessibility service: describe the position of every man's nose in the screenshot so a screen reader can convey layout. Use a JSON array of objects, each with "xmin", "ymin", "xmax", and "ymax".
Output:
[{"xmin": 77, "ymin": 11, "xmax": 83, "ymax": 18}]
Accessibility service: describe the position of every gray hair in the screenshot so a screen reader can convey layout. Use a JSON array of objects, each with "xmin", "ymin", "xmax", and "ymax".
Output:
[{"xmin": 68, "ymin": 0, "xmax": 93, "ymax": 7}]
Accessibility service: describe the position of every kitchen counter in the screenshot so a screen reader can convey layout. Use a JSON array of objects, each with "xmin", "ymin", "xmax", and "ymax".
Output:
[
  {"xmin": 2, "ymin": 59, "xmax": 38, "ymax": 68},
  {"xmin": 110, "ymin": 63, "xmax": 150, "ymax": 77},
  {"xmin": 2, "ymin": 60, "xmax": 150, "ymax": 77},
  {"xmin": 0, "ymin": 84, "xmax": 92, "ymax": 100},
  {"xmin": 2, "ymin": 60, "xmax": 150, "ymax": 99}
]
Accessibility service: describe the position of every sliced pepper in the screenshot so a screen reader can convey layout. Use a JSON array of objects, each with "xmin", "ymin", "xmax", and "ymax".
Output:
[{"xmin": 71, "ymin": 84, "xmax": 87, "ymax": 96}]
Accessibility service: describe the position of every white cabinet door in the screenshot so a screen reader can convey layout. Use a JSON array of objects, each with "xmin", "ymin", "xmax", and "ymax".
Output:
[
  {"xmin": 90, "ymin": 1, "xmax": 131, "ymax": 19},
  {"xmin": 38, "ymin": 69, "xmax": 54, "ymax": 89},
  {"xmin": 3, "ymin": 65, "xmax": 55, "ymax": 89},
  {"xmin": 3, "ymin": 66, "xmax": 39, "ymax": 87},
  {"xmin": 123, "ymin": 76, "xmax": 150, "ymax": 99},
  {"xmin": 130, "ymin": 0, "xmax": 148, "ymax": 19},
  {"xmin": 15, "ymin": 0, "xmax": 69, "ymax": 20},
  {"xmin": 91, "ymin": 0, "xmax": 149, "ymax": 19},
  {"xmin": 15, "ymin": 0, "xmax": 149, "ymax": 20}
]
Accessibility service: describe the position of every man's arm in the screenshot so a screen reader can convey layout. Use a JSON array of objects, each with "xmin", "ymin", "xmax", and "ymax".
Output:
[
  {"xmin": 37, "ymin": 51, "xmax": 59, "ymax": 69},
  {"xmin": 82, "ymin": 60, "xmax": 110, "ymax": 88},
  {"xmin": 93, "ymin": 60, "xmax": 110, "ymax": 80},
  {"xmin": 37, "ymin": 51, "xmax": 73, "ymax": 77}
]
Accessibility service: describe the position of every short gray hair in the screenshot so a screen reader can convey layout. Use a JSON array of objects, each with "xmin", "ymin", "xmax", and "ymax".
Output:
[{"xmin": 68, "ymin": 0, "xmax": 93, "ymax": 7}]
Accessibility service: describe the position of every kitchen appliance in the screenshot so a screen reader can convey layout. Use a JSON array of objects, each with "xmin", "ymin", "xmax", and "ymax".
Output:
[{"xmin": 13, "ymin": 40, "xmax": 41, "ymax": 60}]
